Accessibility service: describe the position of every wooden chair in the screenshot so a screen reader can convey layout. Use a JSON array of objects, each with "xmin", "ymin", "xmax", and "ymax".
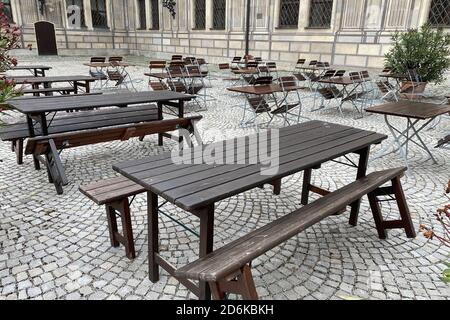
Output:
[
  {"xmin": 109, "ymin": 56, "xmax": 123, "ymax": 62},
  {"xmin": 149, "ymin": 60, "xmax": 167, "ymax": 73},
  {"xmin": 175, "ymin": 167, "xmax": 415, "ymax": 300},
  {"xmin": 171, "ymin": 54, "xmax": 183, "ymax": 61}
]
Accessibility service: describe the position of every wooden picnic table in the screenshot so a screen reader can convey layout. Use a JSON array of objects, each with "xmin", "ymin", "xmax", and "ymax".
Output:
[
  {"xmin": 113, "ymin": 120, "xmax": 387, "ymax": 299},
  {"xmin": 367, "ymin": 100, "xmax": 450, "ymax": 168},
  {"xmin": 7, "ymin": 75, "xmax": 96, "ymax": 94},
  {"xmin": 8, "ymin": 91, "xmax": 194, "ymax": 137},
  {"xmin": 10, "ymin": 65, "xmax": 51, "ymax": 77}
]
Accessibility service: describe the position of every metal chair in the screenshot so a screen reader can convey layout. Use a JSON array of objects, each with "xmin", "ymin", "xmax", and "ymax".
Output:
[
  {"xmin": 270, "ymin": 76, "xmax": 307, "ymax": 126},
  {"xmin": 149, "ymin": 60, "xmax": 167, "ymax": 73},
  {"xmin": 185, "ymin": 64, "xmax": 207, "ymax": 111},
  {"xmin": 89, "ymin": 57, "xmax": 108, "ymax": 89},
  {"xmin": 241, "ymin": 76, "xmax": 274, "ymax": 127}
]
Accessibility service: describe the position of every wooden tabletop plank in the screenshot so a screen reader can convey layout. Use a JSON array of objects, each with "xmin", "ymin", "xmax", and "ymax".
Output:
[
  {"xmin": 227, "ymin": 84, "xmax": 303, "ymax": 95},
  {"xmin": 10, "ymin": 65, "xmax": 52, "ymax": 70},
  {"xmin": 160, "ymin": 129, "xmax": 371, "ymax": 204},
  {"xmin": 8, "ymin": 91, "xmax": 194, "ymax": 114},
  {"xmin": 318, "ymin": 77, "xmax": 366, "ymax": 85},
  {"xmin": 114, "ymin": 121, "xmax": 387, "ymax": 211},
  {"xmin": 151, "ymin": 128, "xmax": 360, "ymax": 195},
  {"xmin": 366, "ymin": 101, "xmax": 450, "ymax": 119},
  {"xmin": 175, "ymin": 132, "xmax": 385, "ymax": 210},
  {"xmin": 115, "ymin": 121, "xmax": 324, "ymax": 176},
  {"xmin": 130, "ymin": 123, "xmax": 352, "ymax": 184}
]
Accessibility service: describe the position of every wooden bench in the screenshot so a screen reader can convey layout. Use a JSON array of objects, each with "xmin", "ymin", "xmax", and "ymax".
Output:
[
  {"xmin": 1, "ymin": 104, "xmax": 159, "ymax": 165},
  {"xmin": 175, "ymin": 167, "xmax": 416, "ymax": 300},
  {"xmin": 25, "ymin": 116, "xmax": 203, "ymax": 194},
  {"xmin": 79, "ymin": 176, "xmax": 146, "ymax": 259},
  {"xmin": 22, "ymin": 86, "xmax": 76, "ymax": 96}
]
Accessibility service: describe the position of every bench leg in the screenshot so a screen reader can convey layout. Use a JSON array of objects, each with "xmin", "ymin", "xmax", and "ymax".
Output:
[
  {"xmin": 368, "ymin": 192, "xmax": 388, "ymax": 239},
  {"xmin": 209, "ymin": 265, "xmax": 259, "ymax": 301},
  {"xmin": 349, "ymin": 147, "xmax": 370, "ymax": 226},
  {"xmin": 301, "ymin": 168, "xmax": 312, "ymax": 205},
  {"xmin": 119, "ymin": 199, "xmax": 136, "ymax": 259},
  {"xmin": 107, "ymin": 199, "xmax": 136, "ymax": 260},
  {"xmin": 106, "ymin": 205, "xmax": 120, "ymax": 248},
  {"xmin": 148, "ymin": 191, "xmax": 160, "ymax": 282},
  {"xmin": 392, "ymin": 177, "xmax": 416, "ymax": 238},
  {"xmin": 271, "ymin": 179, "xmax": 282, "ymax": 196},
  {"xmin": 13, "ymin": 139, "xmax": 24, "ymax": 165}
]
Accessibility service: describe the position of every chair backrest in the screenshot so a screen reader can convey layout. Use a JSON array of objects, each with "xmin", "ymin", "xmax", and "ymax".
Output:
[
  {"xmin": 334, "ymin": 70, "xmax": 346, "ymax": 77},
  {"xmin": 169, "ymin": 60, "xmax": 185, "ymax": 68},
  {"xmin": 90, "ymin": 56, "xmax": 106, "ymax": 63},
  {"xmin": 185, "ymin": 65, "xmax": 201, "ymax": 76},
  {"xmin": 253, "ymin": 76, "xmax": 273, "ymax": 85},
  {"xmin": 258, "ymin": 65, "xmax": 270, "ymax": 74},
  {"xmin": 349, "ymin": 71, "xmax": 361, "ymax": 81},
  {"xmin": 184, "ymin": 56, "xmax": 197, "ymax": 65},
  {"xmin": 266, "ymin": 62, "xmax": 277, "ymax": 70},
  {"xmin": 321, "ymin": 70, "xmax": 337, "ymax": 79},
  {"xmin": 196, "ymin": 58, "xmax": 207, "ymax": 66},
  {"xmin": 149, "ymin": 81, "xmax": 169, "ymax": 91},
  {"xmin": 382, "ymin": 67, "xmax": 392, "ymax": 73},
  {"xmin": 246, "ymin": 61, "xmax": 259, "ymax": 68},
  {"xmin": 309, "ymin": 60, "xmax": 318, "ymax": 66},
  {"xmin": 232, "ymin": 57, "xmax": 242, "ymax": 62},
  {"xmin": 324, "ymin": 62, "xmax": 330, "ymax": 68},
  {"xmin": 296, "ymin": 59, "xmax": 306, "ymax": 66},
  {"xmin": 360, "ymin": 70, "xmax": 371, "ymax": 80},
  {"xmin": 167, "ymin": 65, "xmax": 184, "ymax": 77},
  {"xmin": 109, "ymin": 56, "xmax": 123, "ymax": 62},
  {"xmin": 149, "ymin": 60, "xmax": 166, "ymax": 70},
  {"xmin": 279, "ymin": 76, "xmax": 297, "ymax": 89},
  {"xmin": 316, "ymin": 62, "xmax": 325, "ymax": 68},
  {"xmin": 219, "ymin": 63, "xmax": 230, "ymax": 70},
  {"xmin": 172, "ymin": 54, "xmax": 183, "ymax": 61},
  {"xmin": 254, "ymin": 57, "xmax": 263, "ymax": 62}
]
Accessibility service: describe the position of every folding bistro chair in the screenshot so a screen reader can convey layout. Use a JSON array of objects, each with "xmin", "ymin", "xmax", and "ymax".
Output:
[
  {"xmin": 231, "ymin": 56, "xmax": 242, "ymax": 68},
  {"xmin": 400, "ymin": 69, "xmax": 427, "ymax": 101},
  {"xmin": 89, "ymin": 56, "xmax": 108, "ymax": 89},
  {"xmin": 240, "ymin": 76, "xmax": 274, "ymax": 127},
  {"xmin": 149, "ymin": 60, "xmax": 167, "ymax": 73},
  {"xmin": 185, "ymin": 64, "xmax": 207, "ymax": 111},
  {"xmin": 171, "ymin": 54, "xmax": 183, "ymax": 61},
  {"xmin": 219, "ymin": 63, "xmax": 240, "ymax": 83},
  {"xmin": 269, "ymin": 76, "xmax": 307, "ymax": 126},
  {"xmin": 266, "ymin": 62, "xmax": 279, "ymax": 80},
  {"xmin": 166, "ymin": 66, "xmax": 187, "ymax": 93}
]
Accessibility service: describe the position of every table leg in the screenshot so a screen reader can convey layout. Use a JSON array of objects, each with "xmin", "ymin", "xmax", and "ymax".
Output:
[
  {"xmin": 349, "ymin": 146, "xmax": 370, "ymax": 226},
  {"xmin": 157, "ymin": 102, "xmax": 164, "ymax": 146},
  {"xmin": 148, "ymin": 191, "xmax": 160, "ymax": 283},
  {"xmin": 301, "ymin": 168, "xmax": 312, "ymax": 205},
  {"xmin": 178, "ymin": 100, "xmax": 184, "ymax": 118},
  {"xmin": 198, "ymin": 204, "xmax": 215, "ymax": 300},
  {"xmin": 27, "ymin": 116, "xmax": 41, "ymax": 170}
]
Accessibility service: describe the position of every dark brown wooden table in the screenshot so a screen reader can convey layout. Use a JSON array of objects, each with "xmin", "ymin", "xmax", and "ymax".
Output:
[
  {"xmin": 113, "ymin": 120, "xmax": 387, "ymax": 300},
  {"xmin": 8, "ymin": 75, "xmax": 95, "ymax": 94},
  {"xmin": 10, "ymin": 65, "xmax": 51, "ymax": 77},
  {"xmin": 367, "ymin": 101, "xmax": 450, "ymax": 167},
  {"xmin": 144, "ymin": 72, "xmax": 206, "ymax": 79}
]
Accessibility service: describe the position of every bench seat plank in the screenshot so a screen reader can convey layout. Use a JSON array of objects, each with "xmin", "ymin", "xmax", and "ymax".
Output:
[
  {"xmin": 80, "ymin": 176, "xmax": 145, "ymax": 205},
  {"xmin": 175, "ymin": 168, "xmax": 407, "ymax": 282},
  {"xmin": 0, "ymin": 104, "xmax": 158, "ymax": 141}
]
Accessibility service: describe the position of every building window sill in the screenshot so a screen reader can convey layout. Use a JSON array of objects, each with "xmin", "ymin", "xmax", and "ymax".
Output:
[{"xmin": 305, "ymin": 26, "xmax": 331, "ymax": 30}]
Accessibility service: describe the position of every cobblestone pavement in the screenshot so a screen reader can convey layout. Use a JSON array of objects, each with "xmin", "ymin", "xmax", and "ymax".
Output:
[{"xmin": 0, "ymin": 56, "xmax": 449, "ymax": 300}]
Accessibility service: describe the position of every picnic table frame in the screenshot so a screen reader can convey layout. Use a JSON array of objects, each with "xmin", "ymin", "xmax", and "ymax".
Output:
[
  {"xmin": 10, "ymin": 65, "xmax": 51, "ymax": 77},
  {"xmin": 8, "ymin": 75, "xmax": 95, "ymax": 95},
  {"xmin": 8, "ymin": 91, "xmax": 194, "ymax": 169},
  {"xmin": 367, "ymin": 101, "xmax": 450, "ymax": 168},
  {"xmin": 113, "ymin": 120, "xmax": 387, "ymax": 300}
]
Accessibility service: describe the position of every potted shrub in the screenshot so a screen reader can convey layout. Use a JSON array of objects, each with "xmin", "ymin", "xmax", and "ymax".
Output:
[
  {"xmin": 384, "ymin": 24, "xmax": 450, "ymax": 98},
  {"xmin": 0, "ymin": 2, "xmax": 22, "ymax": 123}
]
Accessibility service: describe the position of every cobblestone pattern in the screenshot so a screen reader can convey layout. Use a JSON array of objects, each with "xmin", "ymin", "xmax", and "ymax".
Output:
[{"xmin": 0, "ymin": 56, "xmax": 449, "ymax": 300}]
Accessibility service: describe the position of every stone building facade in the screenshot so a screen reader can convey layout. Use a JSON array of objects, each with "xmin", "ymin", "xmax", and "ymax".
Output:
[{"xmin": 5, "ymin": 0, "xmax": 450, "ymax": 68}]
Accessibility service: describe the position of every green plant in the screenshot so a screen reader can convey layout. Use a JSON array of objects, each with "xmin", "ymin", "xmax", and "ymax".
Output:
[
  {"xmin": 385, "ymin": 24, "xmax": 450, "ymax": 84},
  {"xmin": 0, "ymin": 2, "xmax": 20, "ymax": 72}
]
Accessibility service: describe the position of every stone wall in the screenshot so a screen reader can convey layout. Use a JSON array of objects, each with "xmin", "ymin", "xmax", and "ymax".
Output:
[{"xmin": 10, "ymin": 0, "xmax": 441, "ymax": 68}]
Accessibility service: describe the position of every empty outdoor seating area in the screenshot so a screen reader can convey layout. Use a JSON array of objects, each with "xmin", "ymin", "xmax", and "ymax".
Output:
[{"xmin": 0, "ymin": 1, "xmax": 449, "ymax": 303}]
